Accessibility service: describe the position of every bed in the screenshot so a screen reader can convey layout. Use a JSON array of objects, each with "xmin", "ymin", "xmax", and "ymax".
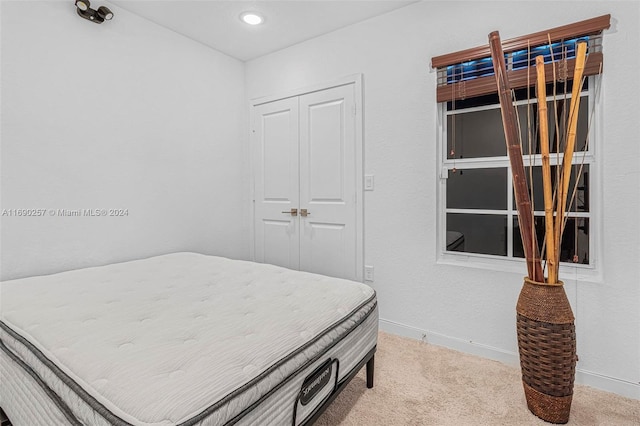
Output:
[{"xmin": 0, "ymin": 252, "xmax": 378, "ymax": 425}]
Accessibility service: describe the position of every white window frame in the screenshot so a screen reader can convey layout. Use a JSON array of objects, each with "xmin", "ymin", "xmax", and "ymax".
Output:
[{"xmin": 436, "ymin": 76, "xmax": 603, "ymax": 282}]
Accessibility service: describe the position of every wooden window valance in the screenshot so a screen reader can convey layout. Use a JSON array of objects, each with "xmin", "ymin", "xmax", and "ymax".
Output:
[{"xmin": 431, "ymin": 15, "xmax": 611, "ymax": 103}]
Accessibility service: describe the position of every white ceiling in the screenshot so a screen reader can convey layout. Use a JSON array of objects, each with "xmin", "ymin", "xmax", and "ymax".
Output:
[{"xmin": 110, "ymin": 1, "xmax": 418, "ymax": 61}]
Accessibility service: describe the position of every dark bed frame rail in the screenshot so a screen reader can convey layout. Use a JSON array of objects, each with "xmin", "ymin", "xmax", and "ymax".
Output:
[
  {"xmin": 300, "ymin": 346, "xmax": 376, "ymax": 426},
  {"xmin": 0, "ymin": 408, "xmax": 10, "ymax": 426}
]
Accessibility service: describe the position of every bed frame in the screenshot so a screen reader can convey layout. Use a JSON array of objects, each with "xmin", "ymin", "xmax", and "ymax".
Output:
[
  {"xmin": 0, "ymin": 409, "xmax": 9, "ymax": 426},
  {"xmin": 300, "ymin": 347, "xmax": 375, "ymax": 425}
]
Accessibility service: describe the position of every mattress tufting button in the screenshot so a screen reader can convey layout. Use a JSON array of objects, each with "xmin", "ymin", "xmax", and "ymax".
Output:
[
  {"xmin": 168, "ymin": 370, "xmax": 185, "ymax": 378},
  {"xmin": 93, "ymin": 379, "xmax": 109, "ymax": 387},
  {"xmin": 243, "ymin": 364, "xmax": 259, "ymax": 376}
]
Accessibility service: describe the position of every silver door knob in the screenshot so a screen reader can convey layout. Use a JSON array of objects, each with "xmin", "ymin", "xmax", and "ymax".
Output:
[
  {"xmin": 282, "ymin": 208, "xmax": 298, "ymax": 216},
  {"xmin": 300, "ymin": 209, "xmax": 310, "ymax": 217}
]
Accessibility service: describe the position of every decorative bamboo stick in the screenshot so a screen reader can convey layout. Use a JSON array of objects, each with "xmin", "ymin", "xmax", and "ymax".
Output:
[
  {"xmin": 555, "ymin": 42, "xmax": 587, "ymax": 259},
  {"xmin": 489, "ymin": 31, "xmax": 544, "ymax": 282},
  {"xmin": 535, "ymin": 56, "xmax": 557, "ymax": 284}
]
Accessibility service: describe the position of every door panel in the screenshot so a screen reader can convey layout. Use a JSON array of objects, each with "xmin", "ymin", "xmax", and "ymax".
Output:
[
  {"xmin": 263, "ymin": 110, "xmax": 294, "ymax": 200},
  {"xmin": 303, "ymin": 222, "xmax": 347, "ymax": 278},
  {"xmin": 253, "ymin": 97, "xmax": 300, "ymax": 270},
  {"xmin": 308, "ymin": 100, "xmax": 345, "ymax": 201},
  {"xmin": 299, "ymin": 85, "xmax": 357, "ymax": 280},
  {"xmin": 262, "ymin": 220, "xmax": 296, "ymax": 268}
]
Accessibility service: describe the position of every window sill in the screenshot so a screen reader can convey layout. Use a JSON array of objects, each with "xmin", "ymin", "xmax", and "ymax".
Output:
[{"xmin": 437, "ymin": 251, "xmax": 603, "ymax": 284}]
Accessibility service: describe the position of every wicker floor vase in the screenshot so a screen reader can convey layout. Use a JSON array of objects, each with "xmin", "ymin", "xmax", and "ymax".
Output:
[{"xmin": 516, "ymin": 277, "xmax": 577, "ymax": 424}]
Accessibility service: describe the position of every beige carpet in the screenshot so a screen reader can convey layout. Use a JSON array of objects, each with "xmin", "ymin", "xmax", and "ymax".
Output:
[{"xmin": 316, "ymin": 332, "xmax": 640, "ymax": 425}]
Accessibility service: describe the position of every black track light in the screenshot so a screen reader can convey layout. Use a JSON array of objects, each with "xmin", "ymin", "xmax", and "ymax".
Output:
[
  {"xmin": 97, "ymin": 6, "xmax": 114, "ymax": 21},
  {"xmin": 75, "ymin": 0, "xmax": 114, "ymax": 24},
  {"xmin": 75, "ymin": 0, "xmax": 90, "ymax": 11}
]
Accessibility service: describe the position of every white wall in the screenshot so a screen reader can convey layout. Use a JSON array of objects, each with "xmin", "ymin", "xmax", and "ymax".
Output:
[
  {"xmin": 246, "ymin": 1, "xmax": 640, "ymax": 398},
  {"xmin": 0, "ymin": 1, "xmax": 248, "ymax": 280},
  {"xmin": 1, "ymin": 0, "xmax": 637, "ymax": 401}
]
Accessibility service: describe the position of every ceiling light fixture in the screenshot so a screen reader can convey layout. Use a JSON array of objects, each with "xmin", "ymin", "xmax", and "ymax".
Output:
[
  {"xmin": 75, "ymin": 0, "xmax": 114, "ymax": 24},
  {"xmin": 240, "ymin": 12, "xmax": 264, "ymax": 26}
]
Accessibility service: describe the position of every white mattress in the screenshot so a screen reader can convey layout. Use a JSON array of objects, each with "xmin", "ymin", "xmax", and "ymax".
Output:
[{"xmin": 0, "ymin": 253, "xmax": 378, "ymax": 425}]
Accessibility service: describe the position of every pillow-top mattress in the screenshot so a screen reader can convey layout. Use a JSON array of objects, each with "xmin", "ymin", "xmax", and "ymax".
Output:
[{"xmin": 0, "ymin": 253, "xmax": 378, "ymax": 425}]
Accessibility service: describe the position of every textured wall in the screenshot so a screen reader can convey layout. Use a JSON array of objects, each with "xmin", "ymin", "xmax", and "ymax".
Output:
[
  {"xmin": 1, "ymin": 0, "xmax": 637, "ymax": 400},
  {"xmin": 1, "ymin": 1, "xmax": 249, "ymax": 280},
  {"xmin": 246, "ymin": 1, "xmax": 640, "ymax": 398}
]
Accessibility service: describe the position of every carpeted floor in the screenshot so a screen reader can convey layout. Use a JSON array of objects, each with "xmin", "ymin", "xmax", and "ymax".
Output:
[{"xmin": 316, "ymin": 332, "xmax": 640, "ymax": 425}]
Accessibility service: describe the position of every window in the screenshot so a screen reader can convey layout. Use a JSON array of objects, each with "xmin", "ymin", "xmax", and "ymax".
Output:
[
  {"xmin": 443, "ymin": 85, "xmax": 594, "ymax": 264},
  {"xmin": 431, "ymin": 16, "xmax": 610, "ymax": 275}
]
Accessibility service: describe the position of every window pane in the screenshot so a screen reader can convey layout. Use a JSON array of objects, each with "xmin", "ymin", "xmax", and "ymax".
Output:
[
  {"xmin": 519, "ymin": 97, "xmax": 589, "ymax": 155},
  {"xmin": 513, "ymin": 217, "xmax": 589, "ymax": 264},
  {"xmin": 447, "ymin": 109, "xmax": 507, "ymax": 159},
  {"xmin": 447, "ymin": 213, "xmax": 507, "ymax": 256},
  {"xmin": 447, "ymin": 168, "xmax": 508, "ymax": 210},
  {"xmin": 513, "ymin": 165, "xmax": 589, "ymax": 213},
  {"xmin": 447, "ymin": 94, "xmax": 588, "ymax": 160}
]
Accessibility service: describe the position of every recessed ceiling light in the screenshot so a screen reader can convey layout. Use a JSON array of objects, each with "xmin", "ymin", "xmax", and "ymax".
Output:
[{"xmin": 240, "ymin": 12, "xmax": 264, "ymax": 26}]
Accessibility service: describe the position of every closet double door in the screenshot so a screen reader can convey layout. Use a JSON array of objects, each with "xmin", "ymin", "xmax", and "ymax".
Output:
[{"xmin": 252, "ymin": 84, "xmax": 359, "ymax": 281}]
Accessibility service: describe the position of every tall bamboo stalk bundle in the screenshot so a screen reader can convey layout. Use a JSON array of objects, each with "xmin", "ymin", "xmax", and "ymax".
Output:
[
  {"xmin": 553, "ymin": 42, "xmax": 587, "ymax": 283},
  {"xmin": 488, "ymin": 31, "xmax": 544, "ymax": 283},
  {"xmin": 535, "ymin": 55, "xmax": 558, "ymax": 284},
  {"xmin": 489, "ymin": 32, "xmax": 588, "ymax": 284}
]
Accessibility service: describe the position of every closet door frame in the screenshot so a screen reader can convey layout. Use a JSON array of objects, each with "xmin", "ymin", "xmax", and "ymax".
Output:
[{"xmin": 249, "ymin": 74, "xmax": 364, "ymax": 282}]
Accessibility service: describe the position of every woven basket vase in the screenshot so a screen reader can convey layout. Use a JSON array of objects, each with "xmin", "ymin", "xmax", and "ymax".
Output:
[{"xmin": 516, "ymin": 277, "xmax": 577, "ymax": 424}]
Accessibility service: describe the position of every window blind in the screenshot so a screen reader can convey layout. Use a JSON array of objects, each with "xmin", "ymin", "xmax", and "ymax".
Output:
[{"xmin": 431, "ymin": 15, "xmax": 611, "ymax": 103}]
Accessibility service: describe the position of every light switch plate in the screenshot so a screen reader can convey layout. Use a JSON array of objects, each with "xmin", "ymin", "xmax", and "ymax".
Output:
[
  {"xmin": 364, "ymin": 175, "xmax": 374, "ymax": 191},
  {"xmin": 364, "ymin": 265, "xmax": 374, "ymax": 281}
]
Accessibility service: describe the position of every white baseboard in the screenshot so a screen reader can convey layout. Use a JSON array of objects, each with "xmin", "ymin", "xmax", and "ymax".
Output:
[
  {"xmin": 379, "ymin": 318, "xmax": 640, "ymax": 400},
  {"xmin": 574, "ymin": 369, "xmax": 640, "ymax": 400}
]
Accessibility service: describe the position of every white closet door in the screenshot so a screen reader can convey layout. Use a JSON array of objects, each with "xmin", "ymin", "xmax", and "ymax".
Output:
[
  {"xmin": 252, "ymin": 97, "xmax": 300, "ymax": 270},
  {"xmin": 299, "ymin": 84, "xmax": 357, "ymax": 280}
]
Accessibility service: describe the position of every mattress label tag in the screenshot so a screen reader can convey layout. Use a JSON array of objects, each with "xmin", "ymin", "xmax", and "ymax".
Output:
[{"xmin": 300, "ymin": 359, "xmax": 333, "ymax": 406}]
